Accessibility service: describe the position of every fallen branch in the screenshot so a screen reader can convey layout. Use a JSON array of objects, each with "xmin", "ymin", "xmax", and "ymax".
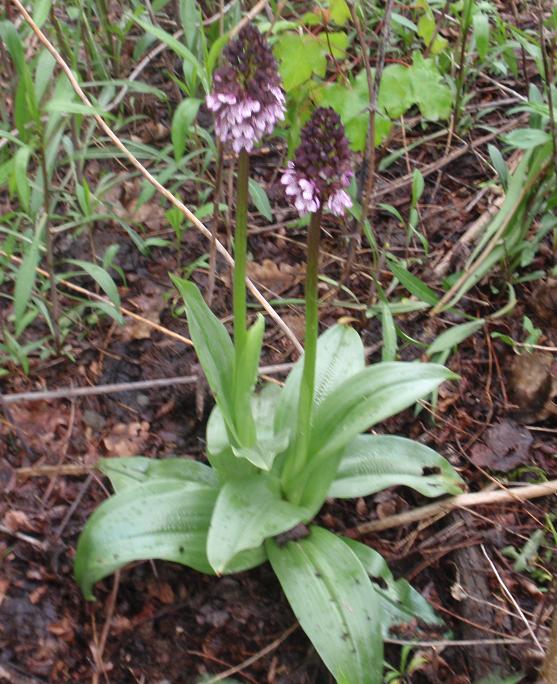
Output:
[{"xmin": 351, "ymin": 479, "xmax": 557, "ymax": 534}]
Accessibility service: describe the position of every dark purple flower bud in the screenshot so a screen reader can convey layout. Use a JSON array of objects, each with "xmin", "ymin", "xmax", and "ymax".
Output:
[
  {"xmin": 281, "ymin": 107, "xmax": 353, "ymax": 217},
  {"xmin": 206, "ymin": 23, "xmax": 285, "ymax": 154}
]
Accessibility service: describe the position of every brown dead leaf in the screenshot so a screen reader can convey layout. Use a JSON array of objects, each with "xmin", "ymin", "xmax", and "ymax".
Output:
[
  {"xmin": 103, "ymin": 421, "xmax": 150, "ymax": 457},
  {"xmin": 0, "ymin": 578, "xmax": 9, "ymax": 607},
  {"xmin": 48, "ymin": 615, "xmax": 74, "ymax": 642},
  {"xmin": 470, "ymin": 420, "xmax": 533, "ymax": 472},
  {"xmin": 29, "ymin": 585, "xmax": 48, "ymax": 605},
  {"xmin": 3, "ymin": 509, "xmax": 34, "ymax": 533},
  {"xmin": 508, "ymin": 351, "xmax": 555, "ymax": 421},
  {"xmin": 247, "ymin": 259, "xmax": 303, "ymax": 294},
  {"xmin": 147, "ymin": 581, "xmax": 175, "ymax": 605},
  {"xmin": 122, "ymin": 288, "xmax": 166, "ymax": 341}
]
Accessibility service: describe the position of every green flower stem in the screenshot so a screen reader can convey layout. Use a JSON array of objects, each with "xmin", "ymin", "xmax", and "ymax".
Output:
[
  {"xmin": 232, "ymin": 150, "xmax": 249, "ymax": 358},
  {"xmin": 232, "ymin": 148, "xmax": 253, "ymax": 446},
  {"xmin": 287, "ymin": 208, "xmax": 322, "ymax": 496},
  {"xmin": 233, "ymin": 149, "xmax": 249, "ymax": 356}
]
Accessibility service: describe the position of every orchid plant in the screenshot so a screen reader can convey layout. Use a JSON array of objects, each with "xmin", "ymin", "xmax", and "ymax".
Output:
[{"xmin": 75, "ymin": 24, "xmax": 463, "ymax": 684}]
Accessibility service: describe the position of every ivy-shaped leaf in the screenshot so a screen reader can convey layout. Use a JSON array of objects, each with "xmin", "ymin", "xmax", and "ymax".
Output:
[{"xmin": 274, "ymin": 33, "xmax": 327, "ymax": 90}]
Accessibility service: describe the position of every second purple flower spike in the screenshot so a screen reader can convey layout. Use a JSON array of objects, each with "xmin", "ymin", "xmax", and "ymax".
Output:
[
  {"xmin": 206, "ymin": 23, "xmax": 285, "ymax": 154},
  {"xmin": 281, "ymin": 107, "xmax": 353, "ymax": 217}
]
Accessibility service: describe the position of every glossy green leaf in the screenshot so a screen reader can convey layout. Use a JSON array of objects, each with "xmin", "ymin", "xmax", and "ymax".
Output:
[
  {"xmin": 329, "ymin": 434, "xmax": 463, "ymax": 499},
  {"xmin": 248, "ymin": 178, "xmax": 273, "ymax": 221},
  {"xmin": 173, "ymin": 277, "xmax": 236, "ymax": 439},
  {"xmin": 426, "ymin": 319, "xmax": 484, "ymax": 356},
  {"xmin": 342, "ymin": 537, "xmax": 445, "ymax": 636},
  {"xmin": 267, "ymin": 526, "xmax": 383, "ymax": 684},
  {"xmin": 99, "ymin": 456, "xmax": 218, "ymax": 492},
  {"xmin": 75, "ymin": 479, "xmax": 218, "ymax": 599},
  {"xmin": 207, "ymin": 475, "xmax": 307, "ymax": 574},
  {"xmin": 275, "ymin": 323, "xmax": 365, "ymax": 435}
]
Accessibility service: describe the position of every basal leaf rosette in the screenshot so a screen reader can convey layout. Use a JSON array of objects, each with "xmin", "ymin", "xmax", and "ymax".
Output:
[
  {"xmin": 206, "ymin": 23, "xmax": 285, "ymax": 153},
  {"xmin": 281, "ymin": 106, "xmax": 353, "ymax": 216}
]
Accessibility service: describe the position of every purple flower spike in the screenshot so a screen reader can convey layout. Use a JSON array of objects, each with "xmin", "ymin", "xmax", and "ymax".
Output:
[
  {"xmin": 281, "ymin": 107, "xmax": 353, "ymax": 217},
  {"xmin": 206, "ymin": 24, "xmax": 285, "ymax": 154}
]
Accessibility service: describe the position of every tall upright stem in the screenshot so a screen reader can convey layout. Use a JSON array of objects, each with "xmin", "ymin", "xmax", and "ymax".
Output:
[
  {"xmin": 233, "ymin": 149, "xmax": 249, "ymax": 355},
  {"xmin": 38, "ymin": 130, "xmax": 61, "ymax": 352},
  {"xmin": 287, "ymin": 209, "xmax": 322, "ymax": 492}
]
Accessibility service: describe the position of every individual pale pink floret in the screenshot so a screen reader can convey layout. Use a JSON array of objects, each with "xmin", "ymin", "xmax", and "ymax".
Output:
[{"xmin": 327, "ymin": 189, "xmax": 352, "ymax": 216}]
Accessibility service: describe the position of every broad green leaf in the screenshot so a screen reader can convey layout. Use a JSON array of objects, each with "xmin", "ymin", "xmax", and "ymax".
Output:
[
  {"xmin": 290, "ymin": 363, "xmax": 454, "ymax": 512},
  {"xmin": 409, "ymin": 53, "xmax": 452, "ymax": 120},
  {"xmin": 504, "ymin": 128, "xmax": 551, "ymax": 149},
  {"xmin": 207, "ymin": 384, "xmax": 286, "ymax": 476},
  {"xmin": 207, "ymin": 475, "xmax": 307, "ymax": 573},
  {"xmin": 14, "ymin": 225, "xmax": 41, "ymax": 327},
  {"xmin": 274, "ymin": 33, "xmax": 326, "ymax": 90},
  {"xmin": 75, "ymin": 479, "xmax": 218, "ymax": 599},
  {"xmin": 417, "ymin": 9, "xmax": 435, "ymax": 46},
  {"xmin": 233, "ymin": 314, "xmax": 264, "ymax": 446},
  {"xmin": 342, "ymin": 537, "xmax": 445, "ymax": 636},
  {"xmin": 66, "ymin": 259, "xmax": 122, "ymax": 322},
  {"xmin": 173, "ymin": 277, "xmax": 236, "ymax": 438},
  {"xmin": 32, "ymin": 0, "xmax": 52, "ymax": 28},
  {"xmin": 232, "ymin": 384, "xmax": 289, "ymax": 471},
  {"xmin": 206, "ymin": 406, "xmax": 258, "ymax": 480},
  {"xmin": 426, "ymin": 319, "xmax": 484, "ymax": 356},
  {"xmin": 275, "ymin": 323, "xmax": 365, "ymax": 435},
  {"xmin": 329, "ymin": 0, "xmax": 350, "ymax": 25},
  {"xmin": 311, "ymin": 362, "xmax": 453, "ymax": 463},
  {"xmin": 248, "ymin": 178, "xmax": 273, "ymax": 221},
  {"xmin": 34, "ymin": 49, "xmax": 56, "ymax": 102},
  {"xmin": 267, "ymin": 526, "xmax": 383, "ymax": 684},
  {"xmin": 99, "ymin": 456, "xmax": 218, "ymax": 492},
  {"xmin": 473, "ymin": 11, "xmax": 490, "ymax": 60},
  {"xmin": 172, "ymin": 97, "xmax": 201, "ymax": 161},
  {"xmin": 329, "ymin": 434, "xmax": 463, "ymax": 499},
  {"xmin": 378, "ymin": 64, "xmax": 413, "ymax": 119}
]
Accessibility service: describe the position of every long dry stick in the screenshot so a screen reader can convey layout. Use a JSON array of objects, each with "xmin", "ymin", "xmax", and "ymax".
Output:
[
  {"xmin": 351, "ymin": 478, "xmax": 557, "ymax": 534},
  {"xmin": 10, "ymin": 0, "xmax": 302, "ymax": 354}
]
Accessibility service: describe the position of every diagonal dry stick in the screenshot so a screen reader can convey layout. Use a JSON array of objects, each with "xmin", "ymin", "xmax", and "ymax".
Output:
[
  {"xmin": 10, "ymin": 0, "xmax": 302, "ymax": 354},
  {"xmin": 351, "ymin": 478, "xmax": 557, "ymax": 534}
]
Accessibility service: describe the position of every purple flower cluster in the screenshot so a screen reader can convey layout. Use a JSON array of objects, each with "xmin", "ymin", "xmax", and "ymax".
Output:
[
  {"xmin": 206, "ymin": 24, "xmax": 285, "ymax": 154},
  {"xmin": 281, "ymin": 107, "xmax": 353, "ymax": 217}
]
